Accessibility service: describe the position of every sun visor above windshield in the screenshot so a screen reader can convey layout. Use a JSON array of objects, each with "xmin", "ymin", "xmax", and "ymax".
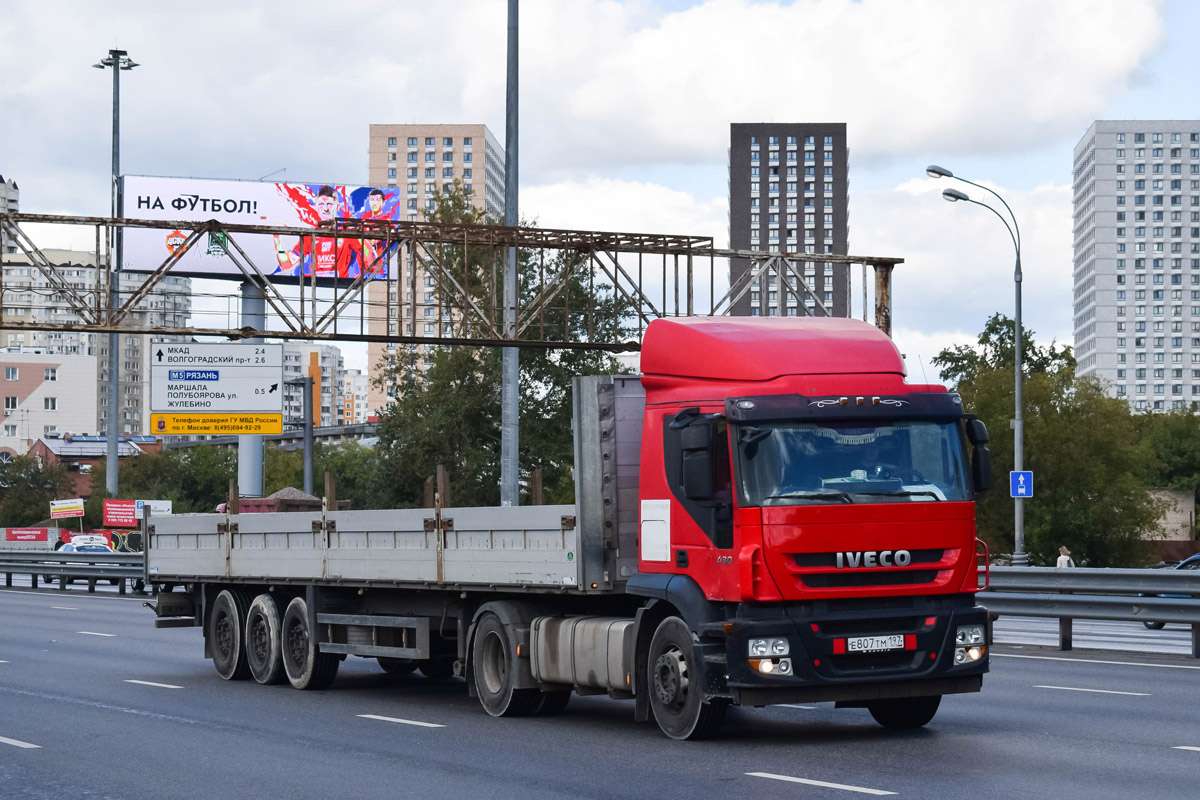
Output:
[
  {"xmin": 727, "ymin": 392, "xmax": 963, "ymax": 422},
  {"xmin": 640, "ymin": 317, "xmax": 906, "ymax": 382}
]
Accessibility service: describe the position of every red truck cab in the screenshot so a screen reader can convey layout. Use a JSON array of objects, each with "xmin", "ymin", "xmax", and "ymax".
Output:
[{"xmin": 628, "ymin": 317, "xmax": 991, "ymax": 730}]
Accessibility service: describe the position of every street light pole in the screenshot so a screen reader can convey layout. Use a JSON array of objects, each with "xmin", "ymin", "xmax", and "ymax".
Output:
[
  {"xmin": 94, "ymin": 49, "xmax": 139, "ymax": 498},
  {"xmin": 927, "ymin": 166, "xmax": 1028, "ymax": 566}
]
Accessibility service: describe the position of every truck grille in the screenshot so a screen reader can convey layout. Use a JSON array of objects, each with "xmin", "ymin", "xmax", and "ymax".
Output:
[
  {"xmin": 793, "ymin": 549, "xmax": 944, "ymax": 568},
  {"xmin": 802, "ymin": 570, "xmax": 940, "ymax": 589}
]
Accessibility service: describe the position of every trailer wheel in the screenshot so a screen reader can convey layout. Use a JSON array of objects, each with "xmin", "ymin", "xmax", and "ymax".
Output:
[
  {"xmin": 535, "ymin": 690, "xmax": 572, "ymax": 715},
  {"xmin": 472, "ymin": 613, "xmax": 539, "ymax": 717},
  {"xmin": 867, "ymin": 695, "xmax": 942, "ymax": 729},
  {"xmin": 377, "ymin": 657, "xmax": 416, "ymax": 675},
  {"xmin": 1143, "ymin": 621, "xmax": 1166, "ymax": 630},
  {"xmin": 209, "ymin": 589, "xmax": 253, "ymax": 681},
  {"xmin": 647, "ymin": 616, "xmax": 727, "ymax": 740},
  {"xmin": 280, "ymin": 596, "xmax": 339, "ymax": 690},
  {"xmin": 245, "ymin": 594, "xmax": 285, "ymax": 685}
]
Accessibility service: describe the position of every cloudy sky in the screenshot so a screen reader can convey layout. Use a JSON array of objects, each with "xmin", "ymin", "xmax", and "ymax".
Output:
[{"xmin": 1, "ymin": 0, "xmax": 1193, "ymax": 376}]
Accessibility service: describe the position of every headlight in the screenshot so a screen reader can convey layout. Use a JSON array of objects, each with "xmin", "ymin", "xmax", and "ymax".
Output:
[
  {"xmin": 954, "ymin": 645, "xmax": 986, "ymax": 664},
  {"xmin": 955, "ymin": 625, "xmax": 984, "ymax": 645},
  {"xmin": 748, "ymin": 638, "xmax": 789, "ymax": 657}
]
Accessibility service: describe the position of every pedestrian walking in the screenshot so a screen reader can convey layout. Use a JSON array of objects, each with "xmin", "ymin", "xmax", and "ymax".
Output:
[{"xmin": 1056, "ymin": 546, "xmax": 1075, "ymax": 568}]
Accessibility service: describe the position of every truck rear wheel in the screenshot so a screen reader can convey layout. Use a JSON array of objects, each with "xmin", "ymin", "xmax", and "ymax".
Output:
[
  {"xmin": 245, "ymin": 594, "xmax": 285, "ymax": 685},
  {"xmin": 472, "ymin": 613, "xmax": 539, "ymax": 717},
  {"xmin": 280, "ymin": 596, "xmax": 339, "ymax": 690},
  {"xmin": 209, "ymin": 589, "xmax": 252, "ymax": 681},
  {"xmin": 647, "ymin": 616, "xmax": 727, "ymax": 740},
  {"xmin": 867, "ymin": 695, "xmax": 941, "ymax": 729}
]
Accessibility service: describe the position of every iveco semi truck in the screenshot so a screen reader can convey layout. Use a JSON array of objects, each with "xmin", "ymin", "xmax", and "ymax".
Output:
[{"xmin": 147, "ymin": 316, "xmax": 993, "ymax": 740}]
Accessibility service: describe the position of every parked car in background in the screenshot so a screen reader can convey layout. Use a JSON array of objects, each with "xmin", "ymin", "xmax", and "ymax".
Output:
[{"xmin": 1143, "ymin": 553, "xmax": 1200, "ymax": 630}]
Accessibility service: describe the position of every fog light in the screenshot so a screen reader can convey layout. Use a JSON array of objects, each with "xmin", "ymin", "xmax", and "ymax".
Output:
[
  {"xmin": 967, "ymin": 646, "xmax": 984, "ymax": 661},
  {"xmin": 954, "ymin": 646, "xmax": 986, "ymax": 664},
  {"xmin": 955, "ymin": 625, "xmax": 985, "ymax": 645},
  {"xmin": 776, "ymin": 658, "xmax": 792, "ymax": 675},
  {"xmin": 758, "ymin": 659, "xmax": 775, "ymax": 674},
  {"xmin": 954, "ymin": 647, "xmax": 968, "ymax": 664}
]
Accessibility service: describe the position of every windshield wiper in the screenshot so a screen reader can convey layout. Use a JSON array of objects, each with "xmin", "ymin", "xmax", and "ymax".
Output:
[
  {"xmin": 856, "ymin": 490, "xmax": 941, "ymax": 501},
  {"xmin": 764, "ymin": 491, "xmax": 854, "ymax": 503}
]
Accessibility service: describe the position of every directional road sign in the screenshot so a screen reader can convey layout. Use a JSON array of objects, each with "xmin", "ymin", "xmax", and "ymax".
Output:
[
  {"xmin": 1010, "ymin": 471, "xmax": 1033, "ymax": 499},
  {"xmin": 150, "ymin": 343, "xmax": 284, "ymax": 435}
]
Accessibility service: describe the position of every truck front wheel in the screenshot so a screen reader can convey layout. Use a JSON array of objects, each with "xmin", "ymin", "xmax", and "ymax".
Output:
[
  {"xmin": 209, "ymin": 589, "xmax": 252, "ymax": 681},
  {"xmin": 280, "ymin": 596, "xmax": 339, "ymax": 690},
  {"xmin": 647, "ymin": 616, "xmax": 727, "ymax": 740},
  {"xmin": 472, "ymin": 613, "xmax": 539, "ymax": 717},
  {"xmin": 867, "ymin": 695, "xmax": 941, "ymax": 729}
]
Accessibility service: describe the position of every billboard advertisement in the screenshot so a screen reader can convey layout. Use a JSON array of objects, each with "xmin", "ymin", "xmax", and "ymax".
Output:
[{"xmin": 122, "ymin": 175, "xmax": 403, "ymax": 281}]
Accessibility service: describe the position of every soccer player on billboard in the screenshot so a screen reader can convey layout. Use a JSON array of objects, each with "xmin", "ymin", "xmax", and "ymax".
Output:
[{"xmin": 273, "ymin": 185, "xmax": 363, "ymax": 278}]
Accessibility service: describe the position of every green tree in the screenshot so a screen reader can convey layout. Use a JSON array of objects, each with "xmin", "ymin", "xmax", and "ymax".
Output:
[
  {"xmin": 315, "ymin": 440, "xmax": 385, "ymax": 509},
  {"xmin": 0, "ymin": 456, "xmax": 75, "ymax": 527},
  {"xmin": 372, "ymin": 185, "xmax": 631, "ymax": 507},
  {"xmin": 264, "ymin": 446, "xmax": 303, "ymax": 496},
  {"xmin": 935, "ymin": 315, "xmax": 1158, "ymax": 566}
]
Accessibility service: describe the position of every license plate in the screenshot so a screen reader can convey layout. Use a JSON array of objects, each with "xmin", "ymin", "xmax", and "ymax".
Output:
[{"xmin": 845, "ymin": 634, "xmax": 905, "ymax": 653}]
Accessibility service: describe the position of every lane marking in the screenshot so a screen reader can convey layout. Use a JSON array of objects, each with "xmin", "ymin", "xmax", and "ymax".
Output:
[
  {"xmin": 357, "ymin": 714, "xmax": 445, "ymax": 729},
  {"xmin": 1172, "ymin": 746, "xmax": 1200, "ymax": 752},
  {"xmin": 51, "ymin": 606, "xmax": 79, "ymax": 611},
  {"xmin": 779, "ymin": 704, "xmax": 818, "ymax": 710},
  {"xmin": 993, "ymin": 653, "xmax": 1200, "ymax": 671},
  {"xmin": 0, "ymin": 588, "xmax": 142, "ymax": 602},
  {"xmin": 1034, "ymin": 685, "xmax": 1149, "ymax": 696},
  {"xmin": 0, "ymin": 735, "xmax": 42, "ymax": 749},
  {"xmin": 748, "ymin": 772, "xmax": 896, "ymax": 796},
  {"xmin": 125, "ymin": 680, "xmax": 183, "ymax": 690},
  {"xmin": 76, "ymin": 631, "xmax": 116, "ymax": 637},
  {"xmin": 0, "ymin": 660, "xmax": 8, "ymax": 664}
]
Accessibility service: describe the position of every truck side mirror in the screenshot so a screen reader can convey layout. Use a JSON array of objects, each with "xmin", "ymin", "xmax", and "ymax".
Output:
[
  {"xmin": 972, "ymin": 445, "xmax": 993, "ymax": 495},
  {"xmin": 680, "ymin": 421, "xmax": 715, "ymax": 501},
  {"xmin": 966, "ymin": 418, "xmax": 989, "ymax": 445}
]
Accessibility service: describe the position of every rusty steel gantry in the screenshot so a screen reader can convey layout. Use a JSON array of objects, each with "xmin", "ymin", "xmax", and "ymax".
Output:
[{"xmin": 0, "ymin": 212, "xmax": 902, "ymax": 349}]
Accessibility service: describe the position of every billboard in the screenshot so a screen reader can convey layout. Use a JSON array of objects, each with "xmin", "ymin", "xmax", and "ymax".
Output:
[{"xmin": 122, "ymin": 175, "xmax": 403, "ymax": 281}]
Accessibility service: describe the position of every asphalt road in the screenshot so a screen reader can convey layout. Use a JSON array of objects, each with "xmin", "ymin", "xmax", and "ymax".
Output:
[{"xmin": 1, "ymin": 585, "xmax": 1198, "ymax": 799}]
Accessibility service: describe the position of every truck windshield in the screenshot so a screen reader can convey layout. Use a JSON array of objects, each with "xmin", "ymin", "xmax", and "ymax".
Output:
[{"xmin": 735, "ymin": 420, "xmax": 970, "ymax": 506}]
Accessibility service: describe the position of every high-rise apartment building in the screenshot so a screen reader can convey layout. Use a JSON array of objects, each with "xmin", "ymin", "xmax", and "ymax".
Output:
[
  {"xmin": 364, "ymin": 124, "xmax": 506, "ymax": 412},
  {"xmin": 341, "ymin": 368, "xmax": 369, "ymax": 425},
  {"xmin": 1, "ymin": 174, "xmax": 18, "ymax": 254},
  {"xmin": 282, "ymin": 342, "xmax": 345, "ymax": 428},
  {"xmin": 728, "ymin": 123, "xmax": 850, "ymax": 317},
  {"xmin": 1072, "ymin": 120, "xmax": 1200, "ymax": 412},
  {"xmin": 0, "ymin": 249, "xmax": 191, "ymax": 435}
]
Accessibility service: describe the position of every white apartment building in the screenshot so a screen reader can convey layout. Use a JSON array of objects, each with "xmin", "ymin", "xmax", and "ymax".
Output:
[
  {"xmin": 363, "ymin": 124, "xmax": 506, "ymax": 412},
  {"xmin": 0, "ymin": 174, "xmax": 17, "ymax": 254},
  {"xmin": 1073, "ymin": 121, "xmax": 1200, "ymax": 412},
  {"xmin": 0, "ymin": 249, "xmax": 191, "ymax": 435},
  {"xmin": 282, "ymin": 342, "xmax": 345, "ymax": 428},
  {"xmin": 341, "ymin": 368, "xmax": 370, "ymax": 425}
]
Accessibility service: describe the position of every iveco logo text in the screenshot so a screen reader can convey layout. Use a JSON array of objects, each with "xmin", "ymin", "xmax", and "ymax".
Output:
[{"xmin": 836, "ymin": 550, "xmax": 912, "ymax": 568}]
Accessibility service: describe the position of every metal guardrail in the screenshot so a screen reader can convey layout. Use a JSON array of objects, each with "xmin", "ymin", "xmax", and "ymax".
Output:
[
  {"xmin": 981, "ymin": 566, "xmax": 1200, "ymax": 658},
  {"xmin": 0, "ymin": 551, "xmax": 146, "ymax": 595}
]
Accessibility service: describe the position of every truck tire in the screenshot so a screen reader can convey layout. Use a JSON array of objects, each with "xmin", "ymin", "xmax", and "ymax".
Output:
[
  {"xmin": 647, "ymin": 616, "xmax": 727, "ymax": 740},
  {"xmin": 280, "ymin": 596, "xmax": 339, "ymax": 690},
  {"xmin": 245, "ymin": 594, "xmax": 285, "ymax": 685},
  {"xmin": 471, "ymin": 612, "xmax": 540, "ymax": 717},
  {"xmin": 867, "ymin": 695, "xmax": 942, "ymax": 729},
  {"xmin": 377, "ymin": 657, "xmax": 417, "ymax": 675},
  {"xmin": 1143, "ymin": 621, "xmax": 1166, "ymax": 630},
  {"xmin": 209, "ymin": 589, "xmax": 253, "ymax": 681}
]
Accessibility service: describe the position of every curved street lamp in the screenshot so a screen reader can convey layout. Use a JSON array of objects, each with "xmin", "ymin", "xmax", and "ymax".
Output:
[{"xmin": 927, "ymin": 165, "xmax": 1028, "ymax": 567}]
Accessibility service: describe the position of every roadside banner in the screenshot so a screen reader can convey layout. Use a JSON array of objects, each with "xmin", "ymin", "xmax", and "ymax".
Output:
[{"xmin": 103, "ymin": 499, "xmax": 139, "ymax": 528}]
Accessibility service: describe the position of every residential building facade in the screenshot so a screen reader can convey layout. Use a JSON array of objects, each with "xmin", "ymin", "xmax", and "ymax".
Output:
[
  {"xmin": 0, "ymin": 249, "xmax": 192, "ymax": 435},
  {"xmin": 0, "ymin": 173, "xmax": 16, "ymax": 254},
  {"xmin": 0, "ymin": 352, "xmax": 98, "ymax": 460},
  {"xmin": 341, "ymin": 368, "xmax": 369, "ymax": 425},
  {"xmin": 364, "ymin": 124, "xmax": 506, "ymax": 412},
  {"xmin": 1072, "ymin": 120, "xmax": 1200, "ymax": 412},
  {"xmin": 282, "ymin": 342, "xmax": 345, "ymax": 428},
  {"xmin": 728, "ymin": 123, "xmax": 850, "ymax": 317}
]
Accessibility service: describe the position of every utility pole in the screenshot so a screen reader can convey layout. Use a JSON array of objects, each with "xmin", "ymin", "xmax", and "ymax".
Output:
[
  {"xmin": 500, "ymin": 0, "xmax": 520, "ymax": 506},
  {"xmin": 94, "ymin": 49, "xmax": 138, "ymax": 497}
]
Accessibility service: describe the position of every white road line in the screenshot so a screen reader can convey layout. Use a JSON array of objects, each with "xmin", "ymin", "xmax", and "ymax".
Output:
[
  {"xmin": 0, "ymin": 735, "xmax": 41, "ymax": 749},
  {"xmin": 1034, "ymin": 685, "xmax": 1149, "ymax": 696},
  {"xmin": 779, "ymin": 704, "xmax": 818, "ymax": 710},
  {"xmin": 76, "ymin": 631, "xmax": 116, "ymax": 637},
  {"xmin": 1172, "ymin": 746, "xmax": 1200, "ymax": 752},
  {"xmin": 993, "ymin": 653, "xmax": 1200, "ymax": 671},
  {"xmin": 357, "ymin": 714, "xmax": 445, "ymax": 729},
  {"xmin": 747, "ymin": 772, "xmax": 895, "ymax": 796},
  {"xmin": 124, "ymin": 680, "xmax": 183, "ymax": 690},
  {"xmin": 0, "ymin": 660, "xmax": 8, "ymax": 664},
  {"xmin": 51, "ymin": 606, "xmax": 78, "ymax": 610}
]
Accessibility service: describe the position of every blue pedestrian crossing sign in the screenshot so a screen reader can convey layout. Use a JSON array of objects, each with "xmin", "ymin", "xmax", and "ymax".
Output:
[{"xmin": 1010, "ymin": 471, "xmax": 1033, "ymax": 498}]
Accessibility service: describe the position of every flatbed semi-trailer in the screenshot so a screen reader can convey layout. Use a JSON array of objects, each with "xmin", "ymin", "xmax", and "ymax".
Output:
[{"xmin": 148, "ymin": 317, "xmax": 993, "ymax": 739}]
